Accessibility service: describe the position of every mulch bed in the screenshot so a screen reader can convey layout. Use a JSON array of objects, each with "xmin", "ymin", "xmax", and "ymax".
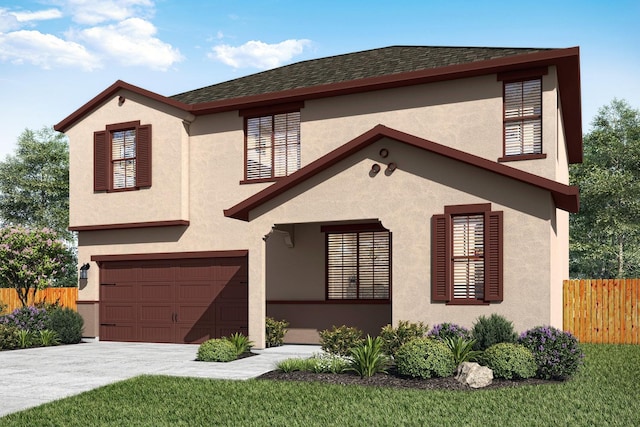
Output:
[{"xmin": 257, "ymin": 367, "xmax": 559, "ymax": 391}]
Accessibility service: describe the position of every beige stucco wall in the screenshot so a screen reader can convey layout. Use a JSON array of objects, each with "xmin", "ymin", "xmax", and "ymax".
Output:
[{"xmin": 67, "ymin": 70, "xmax": 569, "ymax": 344}]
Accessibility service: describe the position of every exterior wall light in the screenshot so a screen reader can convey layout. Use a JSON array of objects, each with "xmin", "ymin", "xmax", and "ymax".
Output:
[
  {"xmin": 371, "ymin": 163, "xmax": 381, "ymax": 174},
  {"xmin": 79, "ymin": 263, "xmax": 90, "ymax": 280},
  {"xmin": 386, "ymin": 162, "xmax": 397, "ymax": 172}
]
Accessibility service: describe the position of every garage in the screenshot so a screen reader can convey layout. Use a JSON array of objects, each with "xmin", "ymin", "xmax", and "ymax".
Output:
[{"xmin": 98, "ymin": 254, "xmax": 248, "ymax": 344}]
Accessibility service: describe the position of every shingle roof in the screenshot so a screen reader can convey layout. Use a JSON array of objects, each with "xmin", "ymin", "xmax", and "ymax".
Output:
[{"xmin": 170, "ymin": 46, "xmax": 549, "ymax": 104}]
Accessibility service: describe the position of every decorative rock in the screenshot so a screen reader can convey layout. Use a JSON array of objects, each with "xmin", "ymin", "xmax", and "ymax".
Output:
[{"xmin": 455, "ymin": 362, "xmax": 493, "ymax": 388}]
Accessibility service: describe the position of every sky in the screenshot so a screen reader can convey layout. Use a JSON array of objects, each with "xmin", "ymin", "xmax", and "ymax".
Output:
[{"xmin": 0, "ymin": 0, "xmax": 638, "ymax": 159}]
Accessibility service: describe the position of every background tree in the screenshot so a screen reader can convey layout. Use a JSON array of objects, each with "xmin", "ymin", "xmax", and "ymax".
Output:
[
  {"xmin": 0, "ymin": 127, "xmax": 76, "ymax": 287},
  {"xmin": 0, "ymin": 226, "xmax": 73, "ymax": 306},
  {"xmin": 570, "ymin": 99, "xmax": 640, "ymax": 278}
]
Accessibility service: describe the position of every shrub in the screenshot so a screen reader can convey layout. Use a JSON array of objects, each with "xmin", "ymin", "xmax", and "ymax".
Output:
[
  {"xmin": 0, "ymin": 324, "xmax": 21, "ymax": 350},
  {"xmin": 0, "ymin": 306, "xmax": 49, "ymax": 332},
  {"xmin": 226, "ymin": 332, "xmax": 253, "ymax": 356},
  {"xmin": 17, "ymin": 329, "xmax": 34, "ymax": 348},
  {"xmin": 483, "ymin": 343, "xmax": 537, "ymax": 379},
  {"xmin": 395, "ymin": 338, "xmax": 456, "ymax": 379},
  {"xmin": 276, "ymin": 358, "xmax": 314, "ymax": 373},
  {"xmin": 443, "ymin": 336, "xmax": 483, "ymax": 365},
  {"xmin": 519, "ymin": 326, "xmax": 585, "ymax": 380},
  {"xmin": 379, "ymin": 320, "xmax": 429, "ymax": 357},
  {"xmin": 319, "ymin": 325, "xmax": 364, "ymax": 356},
  {"xmin": 0, "ymin": 299, "xmax": 6, "ymax": 315},
  {"xmin": 471, "ymin": 314, "xmax": 517, "ymax": 351},
  {"xmin": 347, "ymin": 335, "xmax": 390, "ymax": 378},
  {"xmin": 37, "ymin": 329, "xmax": 60, "ymax": 347},
  {"xmin": 309, "ymin": 353, "xmax": 351, "ymax": 374},
  {"xmin": 47, "ymin": 307, "xmax": 84, "ymax": 344},
  {"xmin": 196, "ymin": 338, "xmax": 238, "ymax": 362},
  {"xmin": 265, "ymin": 317, "xmax": 289, "ymax": 348},
  {"xmin": 428, "ymin": 322, "xmax": 472, "ymax": 341}
]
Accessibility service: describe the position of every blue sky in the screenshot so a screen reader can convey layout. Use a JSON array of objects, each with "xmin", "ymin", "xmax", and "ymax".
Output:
[{"xmin": 0, "ymin": 0, "xmax": 638, "ymax": 159}]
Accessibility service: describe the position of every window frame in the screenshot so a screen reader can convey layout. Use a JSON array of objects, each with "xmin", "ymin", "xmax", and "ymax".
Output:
[
  {"xmin": 240, "ymin": 103, "xmax": 303, "ymax": 184},
  {"xmin": 94, "ymin": 121, "xmax": 152, "ymax": 192},
  {"xmin": 322, "ymin": 223, "xmax": 392, "ymax": 302},
  {"xmin": 497, "ymin": 68, "xmax": 547, "ymax": 163},
  {"xmin": 431, "ymin": 204, "xmax": 503, "ymax": 305}
]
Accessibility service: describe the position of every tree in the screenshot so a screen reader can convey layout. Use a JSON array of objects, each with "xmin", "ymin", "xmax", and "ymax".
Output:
[
  {"xmin": 0, "ymin": 226, "xmax": 74, "ymax": 306},
  {"xmin": 0, "ymin": 127, "xmax": 70, "ymax": 240},
  {"xmin": 570, "ymin": 99, "xmax": 640, "ymax": 278}
]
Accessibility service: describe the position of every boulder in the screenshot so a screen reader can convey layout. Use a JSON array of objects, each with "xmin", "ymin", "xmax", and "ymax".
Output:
[{"xmin": 456, "ymin": 362, "xmax": 493, "ymax": 388}]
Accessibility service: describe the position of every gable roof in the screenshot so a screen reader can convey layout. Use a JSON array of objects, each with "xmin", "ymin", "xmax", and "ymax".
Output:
[
  {"xmin": 54, "ymin": 45, "xmax": 582, "ymax": 162},
  {"xmin": 223, "ymin": 125, "xmax": 579, "ymax": 221}
]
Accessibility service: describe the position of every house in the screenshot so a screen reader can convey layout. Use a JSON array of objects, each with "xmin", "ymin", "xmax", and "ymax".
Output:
[{"xmin": 54, "ymin": 46, "xmax": 581, "ymax": 348}]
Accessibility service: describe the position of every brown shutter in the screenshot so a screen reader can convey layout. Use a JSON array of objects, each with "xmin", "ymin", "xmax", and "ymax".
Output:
[
  {"xmin": 136, "ymin": 124, "xmax": 152, "ymax": 187},
  {"xmin": 484, "ymin": 211, "xmax": 503, "ymax": 302},
  {"xmin": 93, "ymin": 130, "xmax": 108, "ymax": 191},
  {"xmin": 431, "ymin": 214, "xmax": 450, "ymax": 302}
]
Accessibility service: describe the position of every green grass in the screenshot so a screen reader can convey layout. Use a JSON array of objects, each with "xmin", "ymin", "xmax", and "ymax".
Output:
[{"xmin": 1, "ymin": 344, "xmax": 639, "ymax": 426}]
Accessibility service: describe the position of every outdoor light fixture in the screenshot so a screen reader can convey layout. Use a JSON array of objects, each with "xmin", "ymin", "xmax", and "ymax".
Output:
[
  {"xmin": 379, "ymin": 148, "xmax": 389, "ymax": 158},
  {"xmin": 79, "ymin": 263, "xmax": 90, "ymax": 280},
  {"xmin": 386, "ymin": 162, "xmax": 397, "ymax": 172},
  {"xmin": 371, "ymin": 163, "xmax": 381, "ymax": 174}
]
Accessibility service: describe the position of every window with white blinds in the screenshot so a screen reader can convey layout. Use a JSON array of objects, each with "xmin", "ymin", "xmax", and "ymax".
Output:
[
  {"xmin": 246, "ymin": 111, "xmax": 300, "ymax": 180},
  {"xmin": 111, "ymin": 129, "xmax": 137, "ymax": 189},
  {"xmin": 451, "ymin": 214, "xmax": 484, "ymax": 301},
  {"xmin": 326, "ymin": 230, "xmax": 390, "ymax": 300},
  {"xmin": 504, "ymin": 78, "xmax": 542, "ymax": 156}
]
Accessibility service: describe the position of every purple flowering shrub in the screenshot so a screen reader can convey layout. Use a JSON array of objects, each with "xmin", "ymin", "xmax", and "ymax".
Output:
[
  {"xmin": 518, "ymin": 326, "xmax": 584, "ymax": 380},
  {"xmin": 0, "ymin": 306, "xmax": 49, "ymax": 332},
  {"xmin": 428, "ymin": 322, "xmax": 472, "ymax": 341}
]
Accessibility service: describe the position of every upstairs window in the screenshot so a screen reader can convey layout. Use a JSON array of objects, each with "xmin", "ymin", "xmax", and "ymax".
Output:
[
  {"xmin": 503, "ymin": 78, "xmax": 542, "ymax": 158},
  {"xmin": 245, "ymin": 111, "xmax": 300, "ymax": 181},
  {"xmin": 323, "ymin": 224, "xmax": 391, "ymax": 300},
  {"xmin": 94, "ymin": 121, "xmax": 151, "ymax": 192}
]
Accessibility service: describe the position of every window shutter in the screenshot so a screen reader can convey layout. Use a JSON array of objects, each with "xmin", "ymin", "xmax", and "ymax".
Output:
[
  {"xmin": 484, "ymin": 211, "xmax": 503, "ymax": 302},
  {"xmin": 136, "ymin": 124, "xmax": 152, "ymax": 187},
  {"xmin": 431, "ymin": 214, "xmax": 450, "ymax": 302},
  {"xmin": 93, "ymin": 130, "xmax": 108, "ymax": 191}
]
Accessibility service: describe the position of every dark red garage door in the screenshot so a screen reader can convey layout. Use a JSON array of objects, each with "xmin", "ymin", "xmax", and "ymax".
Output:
[{"xmin": 99, "ymin": 256, "xmax": 248, "ymax": 343}]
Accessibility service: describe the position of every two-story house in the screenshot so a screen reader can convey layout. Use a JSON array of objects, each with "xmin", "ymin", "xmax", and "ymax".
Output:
[{"xmin": 55, "ymin": 46, "xmax": 581, "ymax": 348}]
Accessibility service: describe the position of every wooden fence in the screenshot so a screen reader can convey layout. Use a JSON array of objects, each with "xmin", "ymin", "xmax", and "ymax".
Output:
[
  {"xmin": 563, "ymin": 279, "xmax": 639, "ymax": 344},
  {"xmin": 0, "ymin": 287, "xmax": 78, "ymax": 313}
]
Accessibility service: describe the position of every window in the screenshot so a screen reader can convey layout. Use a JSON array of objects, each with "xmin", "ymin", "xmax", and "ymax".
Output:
[
  {"xmin": 503, "ymin": 78, "xmax": 542, "ymax": 157},
  {"xmin": 94, "ymin": 121, "xmax": 151, "ymax": 192},
  {"xmin": 245, "ymin": 111, "xmax": 300, "ymax": 181},
  {"xmin": 323, "ymin": 224, "xmax": 390, "ymax": 300},
  {"xmin": 432, "ymin": 204, "xmax": 503, "ymax": 304}
]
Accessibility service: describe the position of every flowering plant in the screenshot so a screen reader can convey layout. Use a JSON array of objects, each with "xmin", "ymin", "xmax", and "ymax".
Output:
[
  {"xmin": 518, "ymin": 326, "xmax": 585, "ymax": 380},
  {"xmin": 0, "ymin": 306, "xmax": 49, "ymax": 332},
  {"xmin": 428, "ymin": 322, "xmax": 472, "ymax": 341}
]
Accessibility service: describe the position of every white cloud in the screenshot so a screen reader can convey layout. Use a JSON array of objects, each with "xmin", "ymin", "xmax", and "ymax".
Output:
[
  {"xmin": 11, "ymin": 9, "xmax": 63, "ymax": 22},
  {"xmin": 0, "ymin": 30, "xmax": 98, "ymax": 71},
  {"xmin": 72, "ymin": 17, "xmax": 182, "ymax": 70},
  {"xmin": 210, "ymin": 39, "xmax": 312, "ymax": 69},
  {"xmin": 0, "ymin": 8, "xmax": 21, "ymax": 32},
  {"xmin": 65, "ymin": 0, "xmax": 154, "ymax": 25}
]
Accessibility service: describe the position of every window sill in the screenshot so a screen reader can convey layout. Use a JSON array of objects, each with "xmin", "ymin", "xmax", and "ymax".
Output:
[
  {"xmin": 267, "ymin": 299, "xmax": 390, "ymax": 305},
  {"xmin": 445, "ymin": 300, "xmax": 490, "ymax": 306},
  {"xmin": 239, "ymin": 177, "xmax": 281, "ymax": 185},
  {"xmin": 498, "ymin": 153, "xmax": 547, "ymax": 162}
]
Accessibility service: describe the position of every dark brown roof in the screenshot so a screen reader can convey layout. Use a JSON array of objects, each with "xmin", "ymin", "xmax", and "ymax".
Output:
[
  {"xmin": 223, "ymin": 125, "xmax": 579, "ymax": 221},
  {"xmin": 171, "ymin": 46, "xmax": 549, "ymax": 104}
]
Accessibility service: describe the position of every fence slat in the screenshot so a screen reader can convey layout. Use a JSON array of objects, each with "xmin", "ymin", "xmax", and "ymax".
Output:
[
  {"xmin": 563, "ymin": 279, "xmax": 640, "ymax": 344},
  {"xmin": 0, "ymin": 288, "xmax": 78, "ymax": 313}
]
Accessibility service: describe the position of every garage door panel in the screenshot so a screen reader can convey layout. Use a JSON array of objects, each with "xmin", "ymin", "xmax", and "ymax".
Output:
[
  {"xmin": 139, "ymin": 282, "xmax": 173, "ymax": 301},
  {"xmin": 100, "ymin": 303, "xmax": 136, "ymax": 323},
  {"xmin": 179, "ymin": 325, "xmax": 213, "ymax": 344},
  {"xmin": 140, "ymin": 263, "xmax": 175, "ymax": 282},
  {"xmin": 177, "ymin": 282, "xmax": 223, "ymax": 301},
  {"xmin": 101, "ymin": 263, "xmax": 140, "ymax": 282},
  {"xmin": 101, "ymin": 324, "xmax": 136, "ymax": 342},
  {"xmin": 100, "ymin": 282, "xmax": 137, "ymax": 301},
  {"xmin": 217, "ymin": 302, "xmax": 248, "ymax": 323},
  {"xmin": 176, "ymin": 304, "xmax": 214, "ymax": 323},
  {"xmin": 139, "ymin": 325, "xmax": 174, "ymax": 343},
  {"xmin": 175, "ymin": 261, "xmax": 214, "ymax": 281},
  {"xmin": 217, "ymin": 281, "xmax": 247, "ymax": 300},
  {"xmin": 139, "ymin": 303, "xmax": 174, "ymax": 322}
]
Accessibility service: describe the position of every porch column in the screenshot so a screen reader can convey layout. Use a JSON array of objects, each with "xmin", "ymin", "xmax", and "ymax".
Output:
[{"xmin": 248, "ymin": 237, "xmax": 267, "ymax": 349}]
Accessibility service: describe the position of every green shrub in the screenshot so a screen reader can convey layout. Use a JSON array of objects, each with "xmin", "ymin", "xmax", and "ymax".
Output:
[
  {"xmin": 519, "ymin": 326, "xmax": 585, "ymax": 380},
  {"xmin": 0, "ymin": 324, "xmax": 21, "ymax": 350},
  {"xmin": 17, "ymin": 329, "xmax": 34, "ymax": 348},
  {"xmin": 276, "ymin": 358, "xmax": 314, "ymax": 373},
  {"xmin": 37, "ymin": 329, "xmax": 60, "ymax": 347},
  {"xmin": 196, "ymin": 338, "xmax": 238, "ymax": 362},
  {"xmin": 347, "ymin": 335, "xmax": 390, "ymax": 378},
  {"xmin": 471, "ymin": 314, "xmax": 517, "ymax": 351},
  {"xmin": 395, "ymin": 338, "xmax": 456, "ymax": 379},
  {"xmin": 319, "ymin": 325, "xmax": 364, "ymax": 356},
  {"xmin": 0, "ymin": 306, "xmax": 49, "ymax": 332},
  {"xmin": 428, "ymin": 322, "xmax": 472, "ymax": 341},
  {"xmin": 265, "ymin": 317, "xmax": 289, "ymax": 348},
  {"xmin": 443, "ymin": 336, "xmax": 483, "ymax": 365},
  {"xmin": 0, "ymin": 299, "xmax": 6, "ymax": 315},
  {"xmin": 483, "ymin": 343, "xmax": 537, "ymax": 379},
  {"xmin": 379, "ymin": 320, "xmax": 428, "ymax": 357},
  {"xmin": 226, "ymin": 332, "xmax": 253, "ymax": 356},
  {"xmin": 309, "ymin": 353, "xmax": 351, "ymax": 374},
  {"xmin": 47, "ymin": 307, "xmax": 84, "ymax": 344}
]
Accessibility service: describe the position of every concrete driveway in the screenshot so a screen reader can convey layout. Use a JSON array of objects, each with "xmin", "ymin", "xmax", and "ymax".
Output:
[{"xmin": 0, "ymin": 340, "xmax": 319, "ymax": 417}]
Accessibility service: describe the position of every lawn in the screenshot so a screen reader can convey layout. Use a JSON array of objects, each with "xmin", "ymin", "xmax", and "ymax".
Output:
[{"xmin": 0, "ymin": 344, "xmax": 638, "ymax": 426}]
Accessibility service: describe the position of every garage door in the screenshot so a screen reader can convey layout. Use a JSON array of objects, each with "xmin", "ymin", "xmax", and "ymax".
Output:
[{"xmin": 99, "ymin": 256, "xmax": 248, "ymax": 343}]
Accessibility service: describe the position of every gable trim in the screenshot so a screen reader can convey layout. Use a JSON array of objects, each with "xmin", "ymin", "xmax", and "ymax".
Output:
[{"xmin": 223, "ymin": 125, "xmax": 579, "ymax": 221}]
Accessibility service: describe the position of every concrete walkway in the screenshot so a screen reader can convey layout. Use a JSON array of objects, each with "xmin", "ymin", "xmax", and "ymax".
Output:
[{"xmin": 0, "ymin": 340, "xmax": 321, "ymax": 418}]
